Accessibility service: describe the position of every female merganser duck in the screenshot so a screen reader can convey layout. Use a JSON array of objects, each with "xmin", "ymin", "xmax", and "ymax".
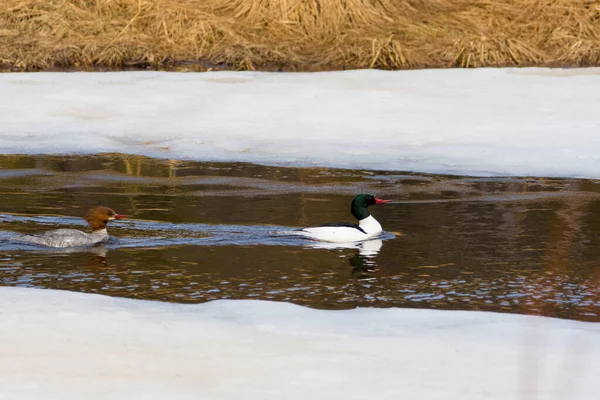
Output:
[
  {"xmin": 16, "ymin": 206, "xmax": 127, "ymax": 248},
  {"xmin": 295, "ymin": 194, "xmax": 391, "ymax": 243}
]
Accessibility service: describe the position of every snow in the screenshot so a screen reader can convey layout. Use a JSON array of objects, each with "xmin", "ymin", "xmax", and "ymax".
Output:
[
  {"xmin": 0, "ymin": 286, "xmax": 598, "ymax": 400},
  {"xmin": 1, "ymin": 68, "xmax": 599, "ymax": 177}
]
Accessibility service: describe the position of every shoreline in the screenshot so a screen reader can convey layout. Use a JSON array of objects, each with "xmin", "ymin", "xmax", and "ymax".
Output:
[{"xmin": 2, "ymin": 0, "xmax": 599, "ymax": 72}]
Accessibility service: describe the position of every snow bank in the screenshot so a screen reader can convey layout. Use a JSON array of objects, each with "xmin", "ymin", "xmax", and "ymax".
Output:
[
  {"xmin": 0, "ymin": 287, "xmax": 598, "ymax": 400},
  {"xmin": 1, "ymin": 68, "xmax": 599, "ymax": 177}
]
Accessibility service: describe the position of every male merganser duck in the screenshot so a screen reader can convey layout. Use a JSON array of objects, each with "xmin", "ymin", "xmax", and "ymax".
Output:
[
  {"xmin": 295, "ymin": 194, "xmax": 391, "ymax": 243},
  {"xmin": 16, "ymin": 206, "xmax": 127, "ymax": 248}
]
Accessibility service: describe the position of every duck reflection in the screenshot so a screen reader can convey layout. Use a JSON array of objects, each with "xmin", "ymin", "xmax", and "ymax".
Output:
[
  {"xmin": 349, "ymin": 239, "xmax": 382, "ymax": 276},
  {"xmin": 305, "ymin": 238, "xmax": 383, "ymax": 275},
  {"xmin": 20, "ymin": 244, "xmax": 108, "ymax": 268}
]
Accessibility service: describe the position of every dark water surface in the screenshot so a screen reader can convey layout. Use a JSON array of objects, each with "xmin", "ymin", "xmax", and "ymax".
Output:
[{"xmin": 1, "ymin": 154, "xmax": 599, "ymax": 322}]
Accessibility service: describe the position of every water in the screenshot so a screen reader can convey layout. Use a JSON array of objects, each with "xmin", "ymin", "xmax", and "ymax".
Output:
[{"xmin": 0, "ymin": 154, "xmax": 599, "ymax": 321}]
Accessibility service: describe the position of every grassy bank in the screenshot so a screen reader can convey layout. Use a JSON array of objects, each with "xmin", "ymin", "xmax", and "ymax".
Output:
[{"xmin": 1, "ymin": 0, "xmax": 599, "ymax": 71}]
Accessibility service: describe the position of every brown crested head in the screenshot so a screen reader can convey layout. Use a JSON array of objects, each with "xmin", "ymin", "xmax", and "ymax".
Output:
[{"xmin": 83, "ymin": 206, "xmax": 127, "ymax": 231}]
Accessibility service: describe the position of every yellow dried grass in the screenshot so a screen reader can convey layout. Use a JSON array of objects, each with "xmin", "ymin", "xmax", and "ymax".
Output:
[{"xmin": 0, "ymin": 0, "xmax": 599, "ymax": 71}]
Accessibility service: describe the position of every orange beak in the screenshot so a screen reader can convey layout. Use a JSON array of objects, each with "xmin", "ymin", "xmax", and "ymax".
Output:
[
  {"xmin": 374, "ymin": 198, "xmax": 391, "ymax": 204},
  {"xmin": 114, "ymin": 214, "xmax": 129, "ymax": 219}
]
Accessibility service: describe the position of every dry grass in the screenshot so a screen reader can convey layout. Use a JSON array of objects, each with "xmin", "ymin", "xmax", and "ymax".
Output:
[{"xmin": 0, "ymin": 0, "xmax": 599, "ymax": 71}]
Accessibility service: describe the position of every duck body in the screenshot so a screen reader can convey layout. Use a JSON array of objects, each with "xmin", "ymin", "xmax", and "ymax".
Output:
[
  {"xmin": 298, "ymin": 215, "xmax": 383, "ymax": 243},
  {"xmin": 296, "ymin": 194, "xmax": 390, "ymax": 243},
  {"xmin": 15, "ymin": 207, "xmax": 127, "ymax": 248},
  {"xmin": 18, "ymin": 228, "xmax": 110, "ymax": 248}
]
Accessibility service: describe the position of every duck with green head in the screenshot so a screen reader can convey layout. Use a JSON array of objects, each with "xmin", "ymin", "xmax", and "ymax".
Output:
[{"xmin": 296, "ymin": 194, "xmax": 391, "ymax": 243}]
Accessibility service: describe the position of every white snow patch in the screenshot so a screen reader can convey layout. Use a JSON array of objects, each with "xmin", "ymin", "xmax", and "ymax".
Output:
[
  {"xmin": 1, "ymin": 68, "xmax": 599, "ymax": 177},
  {"xmin": 0, "ymin": 287, "xmax": 598, "ymax": 400}
]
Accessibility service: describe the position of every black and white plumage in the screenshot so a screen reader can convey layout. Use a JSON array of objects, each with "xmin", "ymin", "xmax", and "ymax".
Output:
[{"xmin": 295, "ymin": 194, "xmax": 391, "ymax": 243}]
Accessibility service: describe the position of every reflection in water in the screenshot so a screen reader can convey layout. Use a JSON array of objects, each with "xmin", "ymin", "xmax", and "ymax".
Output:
[
  {"xmin": 303, "ymin": 238, "xmax": 384, "ymax": 277},
  {"xmin": 348, "ymin": 239, "xmax": 383, "ymax": 276},
  {"xmin": 306, "ymin": 238, "xmax": 383, "ymax": 257},
  {"xmin": 1, "ymin": 154, "xmax": 600, "ymax": 322},
  {"xmin": 45, "ymin": 246, "xmax": 110, "ymax": 269},
  {"xmin": 29, "ymin": 245, "xmax": 109, "ymax": 258}
]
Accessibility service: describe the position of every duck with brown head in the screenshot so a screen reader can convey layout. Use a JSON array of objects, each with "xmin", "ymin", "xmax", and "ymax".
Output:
[{"xmin": 17, "ymin": 206, "xmax": 128, "ymax": 248}]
